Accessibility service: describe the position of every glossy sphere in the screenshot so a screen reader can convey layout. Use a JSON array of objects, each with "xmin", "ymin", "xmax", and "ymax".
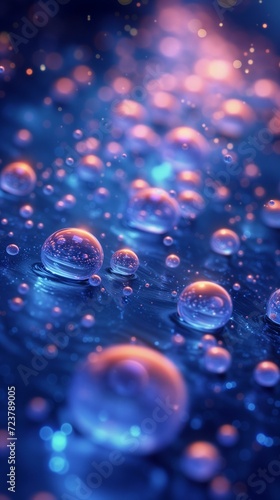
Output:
[
  {"xmin": 165, "ymin": 254, "xmax": 180, "ymax": 268},
  {"xmin": 41, "ymin": 228, "xmax": 104, "ymax": 280},
  {"xmin": 266, "ymin": 289, "xmax": 280, "ymax": 325},
  {"xmin": 204, "ymin": 347, "xmax": 232, "ymax": 374},
  {"xmin": 217, "ymin": 424, "xmax": 239, "ymax": 447},
  {"xmin": 0, "ymin": 161, "xmax": 36, "ymax": 196},
  {"xmin": 254, "ymin": 361, "xmax": 280, "ymax": 387},
  {"xmin": 181, "ymin": 441, "xmax": 221, "ymax": 482},
  {"xmin": 178, "ymin": 190, "xmax": 205, "ymax": 220},
  {"xmin": 127, "ymin": 187, "xmax": 180, "ymax": 234},
  {"xmin": 6, "ymin": 244, "xmax": 19, "ymax": 255},
  {"xmin": 165, "ymin": 126, "xmax": 209, "ymax": 170},
  {"xmin": 110, "ymin": 249, "xmax": 139, "ymax": 275},
  {"xmin": 77, "ymin": 155, "xmax": 104, "ymax": 183},
  {"xmin": 177, "ymin": 281, "xmax": 233, "ymax": 331},
  {"xmin": 210, "ymin": 228, "xmax": 240, "ymax": 256},
  {"xmin": 262, "ymin": 200, "xmax": 280, "ymax": 228},
  {"xmin": 69, "ymin": 345, "xmax": 188, "ymax": 454}
]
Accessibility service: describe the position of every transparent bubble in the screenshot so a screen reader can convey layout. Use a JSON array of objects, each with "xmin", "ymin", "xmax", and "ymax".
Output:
[
  {"xmin": 0, "ymin": 161, "xmax": 36, "ymax": 196},
  {"xmin": 254, "ymin": 361, "xmax": 280, "ymax": 387},
  {"xmin": 165, "ymin": 254, "xmax": 180, "ymax": 268},
  {"xmin": 181, "ymin": 441, "xmax": 221, "ymax": 482},
  {"xmin": 210, "ymin": 228, "xmax": 240, "ymax": 256},
  {"xmin": 77, "ymin": 155, "xmax": 104, "ymax": 183},
  {"xmin": 43, "ymin": 184, "xmax": 54, "ymax": 195},
  {"xmin": 18, "ymin": 283, "xmax": 29, "ymax": 294},
  {"xmin": 93, "ymin": 187, "xmax": 110, "ymax": 204},
  {"xmin": 200, "ymin": 334, "xmax": 217, "ymax": 350},
  {"xmin": 0, "ymin": 66, "xmax": 5, "ymax": 73},
  {"xmin": 127, "ymin": 187, "xmax": 180, "ymax": 234},
  {"xmin": 69, "ymin": 345, "xmax": 188, "ymax": 454},
  {"xmin": 66, "ymin": 157, "xmax": 74, "ymax": 166},
  {"xmin": 163, "ymin": 236, "xmax": 173, "ymax": 246},
  {"xmin": 89, "ymin": 274, "xmax": 102, "ymax": 286},
  {"xmin": 41, "ymin": 228, "xmax": 104, "ymax": 280},
  {"xmin": 177, "ymin": 281, "xmax": 233, "ymax": 331},
  {"xmin": 73, "ymin": 129, "xmax": 83, "ymax": 140},
  {"xmin": 129, "ymin": 179, "xmax": 150, "ymax": 196},
  {"xmin": 262, "ymin": 199, "xmax": 280, "ymax": 228},
  {"xmin": 110, "ymin": 249, "xmax": 139, "ymax": 276},
  {"xmin": 9, "ymin": 297, "xmax": 24, "ymax": 311},
  {"xmin": 19, "ymin": 204, "xmax": 34, "ymax": 218},
  {"xmin": 233, "ymin": 283, "xmax": 240, "ymax": 291},
  {"xmin": 6, "ymin": 244, "xmax": 19, "ymax": 256},
  {"xmin": 62, "ymin": 194, "xmax": 76, "ymax": 208},
  {"xmin": 123, "ymin": 286, "xmax": 133, "ymax": 296},
  {"xmin": 216, "ymin": 424, "xmax": 239, "ymax": 447},
  {"xmin": 178, "ymin": 190, "xmax": 205, "ymax": 219},
  {"xmin": 266, "ymin": 289, "xmax": 280, "ymax": 325},
  {"xmin": 81, "ymin": 314, "xmax": 95, "ymax": 328},
  {"xmin": 176, "ymin": 170, "xmax": 201, "ymax": 191},
  {"xmin": 223, "ymin": 154, "xmax": 233, "ymax": 164},
  {"xmin": 204, "ymin": 346, "xmax": 232, "ymax": 374}
]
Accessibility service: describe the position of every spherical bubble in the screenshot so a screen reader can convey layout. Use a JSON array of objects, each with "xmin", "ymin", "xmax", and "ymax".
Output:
[
  {"xmin": 41, "ymin": 228, "xmax": 104, "ymax": 280},
  {"xmin": 65, "ymin": 157, "xmax": 74, "ymax": 166},
  {"xmin": 0, "ymin": 162, "xmax": 36, "ymax": 196},
  {"xmin": 165, "ymin": 127, "xmax": 209, "ymax": 170},
  {"xmin": 18, "ymin": 283, "xmax": 29, "ymax": 294},
  {"xmin": 93, "ymin": 187, "xmax": 110, "ymax": 204},
  {"xmin": 127, "ymin": 187, "xmax": 180, "ymax": 234},
  {"xmin": 81, "ymin": 314, "xmax": 95, "ymax": 328},
  {"xmin": 212, "ymin": 99, "xmax": 255, "ymax": 138},
  {"xmin": 210, "ymin": 228, "xmax": 240, "ymax": 256},
  {"xmin": 181, "ymin": 441, "xmax": 221, "ymax": 482},
  {"xmin": 223, "ymin": 154, "xmax": 233, "ymax": 164},
  {"xmin": 216, "ymin": 424, "xmax": 239, "ymax": 447},
  {"xmin": 254, "ymin": 361, "xmax": 280, "ymax": 387},
  {"xmin": 176, "ymin": 170, "xmax": 201, "ymax": 191},
  {"xmin": 204, "ymin": 347, "xmax": 232, "ymax": 374},
  {"xmin": 6, "ymin": 244, "xmax": 19, "ymax": 256},
  {"xmin": 19, "ymin": 204, "xmax": 33, "ymax": 218},
  {"xmin": 163, "ymin": 236, "xmax": 173, "ymax": 246},
  {"xmin": 266, "ymin": 289, "xmax": 280, "ymax": 325},
  {"xmin": 69, "ymin": 345, "xmax": 188, "ymax": 454},
  {"xmin": 89, "ymin": 274, "xmax": 102, "ymax": 286},
  {"xmin": 165, "ymin": 254, "xmax": 180, "ymax": 268},
  {"xmin": 9, "ymin": 297, "xmax": 24, "ymax": 311},
  {"xmin": 77, "ymin": 155, "xmax": 104, "ymax": 183},
  {"xmin": 123, "ymin": 286, "xmax": 133, "ymax": 296},
  {"xmin": 129, "ymin": 179, "xmax": 150, "ymax": 196},
  {"xmin": 62, "ymin": 194, "xmax": 76, "ymax": 208},
  {"xmin": 178, "ymin": 190, "xmax": 205, "ymax": 219},
  {"xmin": 262, "ymin": 199, "xmax": 280, "ymax": 228},
  {"xmin": 43, "ymin": 185, "xmax": 54, "ymax": 195},
  {"xmin": 177, "ymin": 281, "xmax": 233, "ymax": 331},
  {"xmin": 201, "ymin": 334, "xmax": 217, "ymax": 350},
  {"xmin": 110, "ymin": 249, "xmax": 139, "ymax": 276},
  {"xmin": 233, "ymin": 283, "xmax": 240, "ymax": 291}
]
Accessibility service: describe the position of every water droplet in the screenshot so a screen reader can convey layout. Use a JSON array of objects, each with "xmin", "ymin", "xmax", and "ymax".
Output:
[
  {"xmin": 165, "ymin": 254, "xmax": 180, "ymax": 268},
  {"xmin": 177, "ymin": 281, "xmax": 233, "ymax": 331},
  {"xmin": 69, "ymin": 345, "xmax": 188, "ymax": 453},
  {"xmin": 254, "ymin": 361, "xmax": 280, "ymax": 387},
  {"xmin": 77, "ymin": 155, "xmax": 104, "ymax": 183},
  {"xmin": 210, "ymin": 228, "xmax": 240, "ymax": 256},
  {"xmin": 178, "ymin": 190, "xmax": 205, "ymax": 220},
  {"xmin": 216, "ymin": 424, "xmax": 239, "ymax": 446},
  {"xmin": 19, "ymin": 204, "xmax": 34, "ymax": 218},
  {"xmin": 123, "ymin": 286, "xmax": 133, "ymax": 296},
  {"xmin": 18, "ymin": 283, "xmax": 29, "ymax": 294},
  {"xmin": 89, "ymin": 274, "xmax": 101, "ymax": 286},
  {"xmin": 223, "ymin": 154, "xmax": 232, "ymax": 164},
  {"xmin": 110, "ymin": 249, "xmax": 139, "ymax": 275},
  {"xmin": 66, "ymin": 157, "xmax": 74, "ymax": 166},
  {"xmin": 0, "ymin": 162, "xmax": 36, "ymax": 196},
  {"xmin": 163, "ymin": 236, "xmax": 173, "ymax": 246},
  {"xmin": 204, "ymin": 346, "xmax": 232, "ymax": 373},
  {"xmin": 181, "ymin": 441, "xmax": 221, "ymax": 482},
  {"xmin": 127, "ymin": 187, "xmax": 180, "ymax": 234},
  {"xmin": 262, "ymin": 199, "xmax": 280, "ymax": 228},
  {"xmin": 41, "ymin": 228, "xmax": 104, "ymax": 280},
  {"xmin": 81, "ymin": 314, "xmax": 95, "ymax": 328},
  {"xmin": 6, "ymin": 244, "xmax": 19, "ymax": 256},
  {"xmin": 266, "ymin": 289, "xmax": 280, "ymax": 325}
]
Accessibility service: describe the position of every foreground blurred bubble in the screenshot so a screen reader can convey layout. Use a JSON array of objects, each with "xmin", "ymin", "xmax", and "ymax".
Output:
[
  {"xmin": 254, "ymin": 361, "xmax": 280, "ymax": 387},
  {"xmin": 177, "ymin": 281, "xmax": 233, "ymax": 331},
  {"xmin": 0, "ymin": 161, "xmax": 36, "ymax": 196},
  {"xmin": 41, "ymin": 228, "xmax": 104, "ymax": 280},
  {"xmin": 69, "ymin": 344, "xmax": 188, "ymax": 454}
]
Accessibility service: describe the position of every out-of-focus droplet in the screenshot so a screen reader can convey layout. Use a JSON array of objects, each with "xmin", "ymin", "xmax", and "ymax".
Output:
[
  {"xmin": 262, "ymin": 200, "xmax": 280, "ymax": 228},
  {"xmin": 165, "ymin": 254, "xmax": 180, "ymax": 268},
  {"xmin": 204, "ymin": 347, "xmax": 232, "ymax": 374},
  {"xmin": 254, "ymin": 361, "xmax": 280, "ymax": 387},
  {"xmin": 210, "ymin": 228, "xmax": 240, "ymax": 256},
  {"xmin": 127, "ymin": 187, "xmax": 180, "ymax": 234},
  {"xmin": 0, "ymin": 162, "xmax": 36, "ymax": 196},
  {"xmin": 181, "ymin": 441, "xmax": 221, "ymax": 482},
  {"xmin": 69, "ymin": 344, "xmax": 188, "ymax": 454}
]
